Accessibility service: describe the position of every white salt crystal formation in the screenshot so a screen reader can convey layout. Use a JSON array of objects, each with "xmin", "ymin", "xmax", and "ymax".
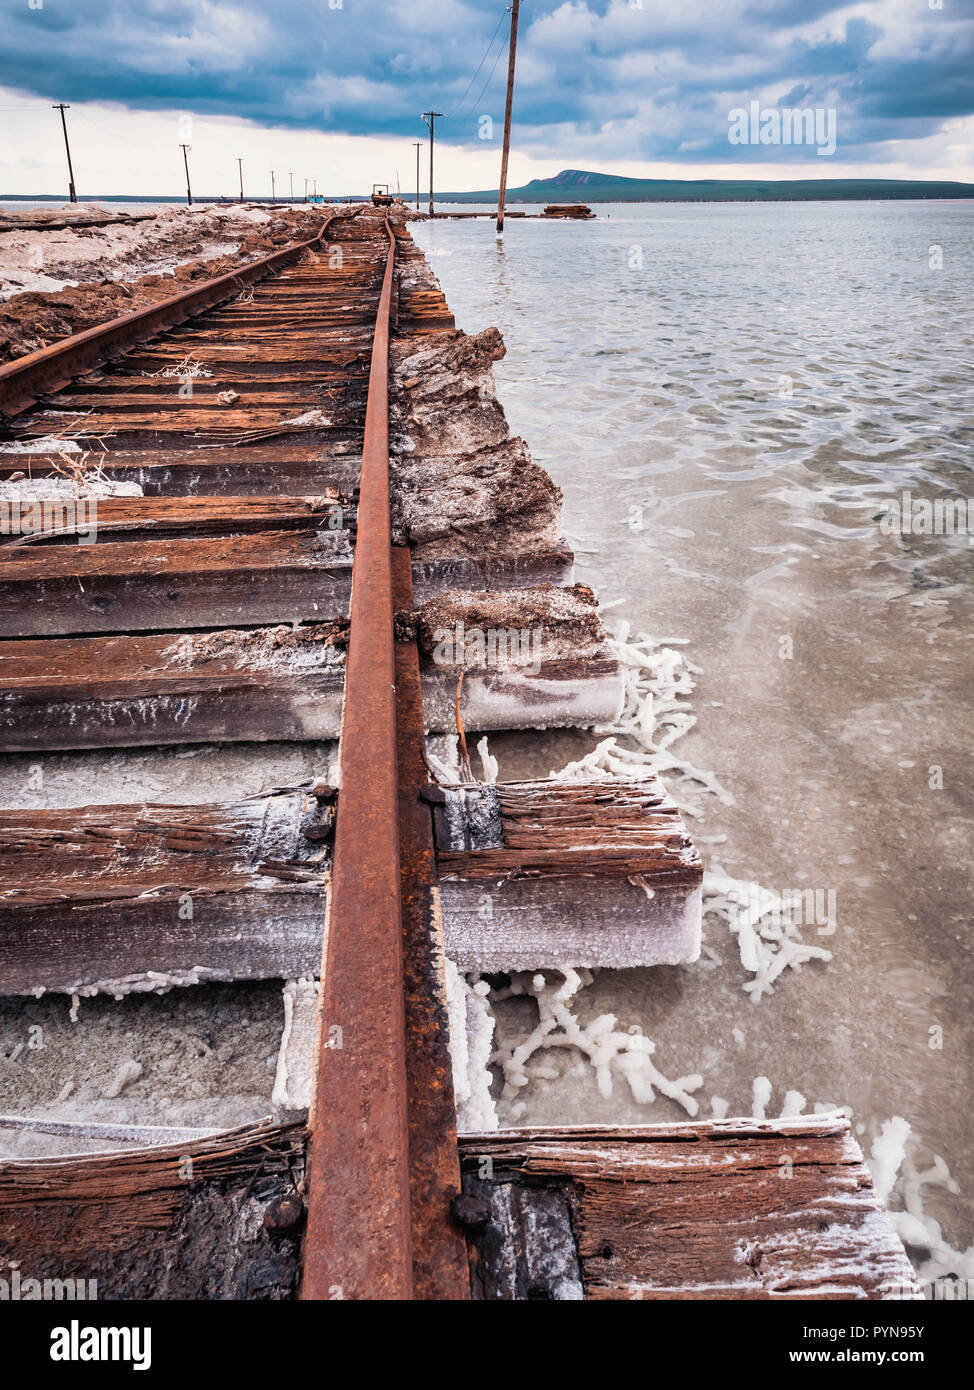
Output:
[
  {"xmin": 488, "ymin": 966, "xmax": 703, "ymax": 1124},
  {"xmin": 444, "ymin": 959, "xmax": 497, "ymax": 1132},
  {"xmin": 869, "ymin": 1117, "xmax": 974, "ymax": 1285},
  {"xmin": 272, "ymin": 976, "xmax": 320, "ymax": 1110},
  {"xmin": 702, "ymin": 871, "xmax": 833, "ymax": 1002},
  {"xmin": 552, "ymin": 621, "xmax": 733, "ymax": 813}
]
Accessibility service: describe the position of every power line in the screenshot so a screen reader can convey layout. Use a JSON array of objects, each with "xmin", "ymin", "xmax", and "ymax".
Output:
[
  {"xmin": 449, "ymin": 5, "xmax": 510, "ymax": 119},
  {"xmin": 468, "ymin": 13, "xmax": 512, "ymax": 118}
]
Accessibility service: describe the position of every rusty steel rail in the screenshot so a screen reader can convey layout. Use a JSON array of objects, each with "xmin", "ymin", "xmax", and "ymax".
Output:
[
  {"xmin": 392, "ymin": 542, "xmax": 470, "ymax": 1299},
  {"xmin": 0, "ymin": 209, "xmax": 356, "ymax": 419},
  {"xmin": 300, "ymin": 218, "xmax": 467, "ymax": 1301},
  {"xmin": 302, "ymin": 217, "xmax": 410, "ymax": 1300}
]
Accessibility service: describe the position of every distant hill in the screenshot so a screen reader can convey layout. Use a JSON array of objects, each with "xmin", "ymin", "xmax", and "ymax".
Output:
[
  {"xmin": 5, "ymin": 169, "xmax": 973, "ymax": 205},
  {"xmin": 441, "ymin": 168, "xmax": 974, "ymax": 203}
]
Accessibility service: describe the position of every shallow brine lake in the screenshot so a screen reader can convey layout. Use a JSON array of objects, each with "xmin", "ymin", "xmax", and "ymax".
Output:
[{"xmin": 415, "ymin": 199, "xmax": 974, "ymax": 1275}]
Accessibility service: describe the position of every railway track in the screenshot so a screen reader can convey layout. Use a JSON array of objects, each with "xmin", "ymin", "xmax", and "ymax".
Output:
[{"xmin": 0, "ymin": 207, "xmax": 918, "ymax": 1301}]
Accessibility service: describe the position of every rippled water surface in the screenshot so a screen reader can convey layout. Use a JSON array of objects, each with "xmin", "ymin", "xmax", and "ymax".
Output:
[{"xmin": 414, "ymin": 201, "xmax": 974, "ymax": 1260}]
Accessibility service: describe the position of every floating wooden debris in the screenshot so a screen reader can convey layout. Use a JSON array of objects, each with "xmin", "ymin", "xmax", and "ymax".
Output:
[{"xmin": 541, "ymin": 204, "xmax": 595, "ymax": 219}]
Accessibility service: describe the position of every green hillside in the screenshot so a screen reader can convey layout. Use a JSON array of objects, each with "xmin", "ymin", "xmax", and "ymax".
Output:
[{"xmin": 442, "ymin": 168, "xmax": 974, "ymax": 203}]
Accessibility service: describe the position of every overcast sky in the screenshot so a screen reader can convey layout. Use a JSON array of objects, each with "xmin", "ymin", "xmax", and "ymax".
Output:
[{"xmin": 1, "ymin": 0, "xmax": 972, "ymax": 196}]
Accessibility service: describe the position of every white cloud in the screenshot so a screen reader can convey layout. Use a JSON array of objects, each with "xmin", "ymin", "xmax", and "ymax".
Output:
[{"xmin": 0, "ymin": 0, "xmax": 971, "ymax": 194}]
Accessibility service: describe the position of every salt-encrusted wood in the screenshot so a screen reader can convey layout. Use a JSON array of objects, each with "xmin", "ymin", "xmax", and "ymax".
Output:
[
  {"xmin": 458, "ymin": 1117, "xmax": 921, "ymax": 1301},
  {"xmin": 421, "ymin": 654, "xmax": 624, "ymax": 733},
  {"xmin": 0, "ymin": 1120, "xmax": 305, "ymax": 1300},
  {"xmin": 0, "ymin": 536, "xmax": 574, "ymax": 639},
  {"xmin": 410, "ymin": 543, "xmax": 574, "ymax": 598},
  {"xmin": 438, "ymin": 779, "xmax": 702, "ymax": 970},
  {"xmin": 0, "ymin": 635, "xmax": 623, "ymax": 752},
  {"xmin": 389, "ymin": 329, "xmax": 562, "ymax": 558},
  {"xmin": 0, "ymin": 624, "xmax": 347, "ymax": 751},
  {"xmin": 0, "ymin": 494, "xmax": 352, "ymax": 543},
  {"xmin": 0, "ymin": 1116, "xmax": 917, "ymax": 1300},
  {"xmin": 0, "ymin": 789, "xmax": 330, "ymax": 993},
  {"xmin": 412, "ymin": 582, "xmax": 606, "ymax": 669},
  {"xmin": 393, "ymin": 227, "xmax": 456, "ymax": 332},
  {"xmin": 426, "ymin": 785, "xmax": 504, "ymax": 852},
  {"xmin": 0, "ymin": 444, "xmax": 361, "ymax": 496},
  {"xmin": 12, "ymin": 406, "xmax": 365, "ymax": 446},
  {"xmin": 0, "ymin": 529, "xmax": 355, "ymax": 636},
  {"xmin": 460, "ymin": 1174, "xmax": 584, "ymax": 1300},
  {"xmin": 411, "ymin": 582, "xmax": 624, "ymax": 732}
]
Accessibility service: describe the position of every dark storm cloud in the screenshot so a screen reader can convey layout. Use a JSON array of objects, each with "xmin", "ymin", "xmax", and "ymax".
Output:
[{"xmin": 1, "ymin": 0, "xmax": 972, "ymax": 164}]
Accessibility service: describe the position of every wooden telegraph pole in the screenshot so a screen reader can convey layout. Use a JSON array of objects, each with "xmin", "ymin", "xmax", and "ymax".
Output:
[
  {"xmin": 413, "ymin": 141, "xmax": 422, "ymax": 211},
  {"xmin": 422, "ymin": 111, "xmax": 442, "ymax": 217},
  {"xmin": 496, "ymin": 0, "xmax": 520, "ymax": 236},
  {"xmin": 237, "ymin": 157, "xmax": 244, "ymax": 203},
  {"xmin": 179, "ymin": 143, "xmax": 192, "ymax": 206},
  {"xmin": 53, "ymin": 104, "xmax": 77, "ymax": 204}
]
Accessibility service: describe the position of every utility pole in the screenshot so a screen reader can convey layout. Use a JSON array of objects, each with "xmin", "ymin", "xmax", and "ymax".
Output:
[
  {"xmin": 304, "ymin": 176, "xmax": 308, "ymax": 201},
  {"xmin": 179, "ymin": 143, "xmax": 193, "ymax": 206},
  {"xmin": 313, "ymin": 177, "xmax": 317, "ymax": 199},
  {"xmin": 496, "ymin": 0, "xmax": 520, "ymax": 236},
  {"xmin": 236, "ymin": 157, "xmax": 244, "ymax": 203},
  {"xmin": 52, "ymin": 103, "xmax": 77, "ymax": 204},
  {"xmin": 413, "ymin": 141, "xmax": 422, "ymax": 211},
  {"xmin": 289, "ymin": 171, "xmax": 294, "ymax": 203},
  {"xmin": 422, "ymin": 111, "xmax": 443, "ymax": 217},
  {"xmin": 271, "ymin": 170, "xmax": 276, "ymax": 203}
]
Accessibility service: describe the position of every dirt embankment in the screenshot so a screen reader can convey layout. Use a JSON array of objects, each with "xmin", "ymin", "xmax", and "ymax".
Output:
[
  {"xmin": 0, "ymin": 203, "xmax": 337, "ymax": 364},
  {"xmin": 390, "ymin": 326, "xmax": 563, "ymax": 558}
]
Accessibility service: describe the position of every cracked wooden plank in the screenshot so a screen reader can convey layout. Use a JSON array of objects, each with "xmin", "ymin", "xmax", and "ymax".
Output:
[
  {"xmin": 0, "ymin": 631, "xmax": 621, "ymax": 751},
  {"xmin": 0, "ymin": 529, "xmax": 355, "ymax": 635},
  {"xmin": 0, "ymin": 624, "xmax": 347, "ymax": 750},
  {"xmin": 458, "ymin": 1118, "xmax": 920, "ymax": 1301},
  {"xmin": 0, "ymin": 788, "xmax": 331, "ymax": 993},
  {"xmin": 0, "ymin": 531, "xmax": 578, "ymax": 638},
  {"xmin": 0, "ymin": 494, "xmax": 351, "ymax": 544},
  {"xmin": 435, "ymin": 779, "xmax": 703, "ymax": 969},
  {"xmin": 0, "ymin": 444, "xmax": 362, "ymax": 495},
  {"xmin": 0, "ymin": 1120, "xmax": 306, "ymax": 1300}
]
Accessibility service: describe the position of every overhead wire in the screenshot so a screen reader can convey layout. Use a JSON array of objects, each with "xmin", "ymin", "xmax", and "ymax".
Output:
[
  {"xmin": 448, "ymin": 5, "xmax": 511, "ymax": 120},
  {"xmin": 467, "ymin": 16, "xmax": 511, "ymax": 117}
]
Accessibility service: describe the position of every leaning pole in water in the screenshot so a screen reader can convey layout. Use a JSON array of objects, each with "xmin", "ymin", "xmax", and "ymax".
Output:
[{"xmin": 496, "ymin": 0, "xmax": 520, "ymax": 237}]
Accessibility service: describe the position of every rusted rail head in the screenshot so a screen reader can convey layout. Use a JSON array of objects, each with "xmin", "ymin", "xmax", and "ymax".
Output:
[
  {"xmin": 302, "ymin": 219, "xmax": 413, "ymax": 1300},
  {"xmin": 301, "ymin": 216, "xmax": 468, "ymax": 1301},
  {"xmin": 0, "ymin": 211, "xmax": 354, "ymax": 419},
  {"xmin": 392, "ymin": 544, "xmax": 470, "ymax": 1299}
]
